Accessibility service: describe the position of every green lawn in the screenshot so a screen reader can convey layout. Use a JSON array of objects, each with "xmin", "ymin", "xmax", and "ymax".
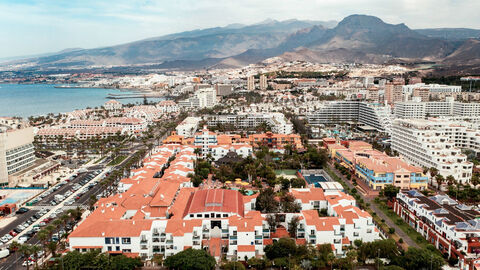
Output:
[
  {"xmin": 108, "ymin": 155, "xmax": 127, "ymax": 166},
  {"xmin": 375, "ymin": 201, "xmax": 432, "ymax": 248}
]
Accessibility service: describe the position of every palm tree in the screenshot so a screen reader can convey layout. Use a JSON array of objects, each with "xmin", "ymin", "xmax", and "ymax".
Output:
[
  {"xmin": 46, "ymin": 241, "xmax": 58, "ymax": 258},
  {"xmin": 30, "ymin": 245, "xmax": 41, "ymax": 269},
  {"xmin": 19, "ymin": 244, "xmax": 32, "ymax": 270},
  {"xmin": 37, "ymin": 230, "xmax": 49, "ymax": 256},
  {"xmin": 436, "ymin": 175, "xmax": 445, "ymax": 190},
  {"xmin": 446, "ymin": 175, "xmax": 456, "ymax": 186}
]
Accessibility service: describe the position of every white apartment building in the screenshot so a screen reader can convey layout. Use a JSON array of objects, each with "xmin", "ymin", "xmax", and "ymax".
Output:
[
  {"xmin": 175, "ymin": 117, "xmax": 201, "ymax": 137},
  {"xmin": 391, "ymin": 118, "xmax": 473, "ymax": 183},
  {"xmin": 204, "ymin": 113, "xmax": 294, "ymax": 134},
  {"xmin": 193, "ymin": 127, "xmax": 218, "ymax": 158},
  {"xmin": 395, "ymin": 97, "xmax": 480, "ymax": 119},
  {"xmin": 179, "ymin": 88, "xmax": 217, "ymax": 109},
  {"xmin": 307, "ymin": 101, "xmax": 393, "ymax": 134},
  {"xmin": 402, "ymin": 83, "xmax": 462, "ymax": 95},
  {"xmin": 0, "ymin": 127, "xmax": 35, "ymax": 186}
]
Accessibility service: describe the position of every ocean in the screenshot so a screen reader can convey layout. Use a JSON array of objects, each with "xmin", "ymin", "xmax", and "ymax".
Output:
[{"xmin": 0, "ymin": 84, "xmax": 164, "ymax": 118}]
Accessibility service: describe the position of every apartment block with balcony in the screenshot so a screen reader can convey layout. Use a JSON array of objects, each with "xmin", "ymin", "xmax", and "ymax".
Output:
[
  {"xmin": 391, "ymin": 118, "xmax": 473, "ymax": 183},
  {"xmin": 395, "ymin": 190, "xmax": 480, "ymax": 270},
  {"xmin": 69, "ymin": 142, "xmax": 380, "ymax": 261}
]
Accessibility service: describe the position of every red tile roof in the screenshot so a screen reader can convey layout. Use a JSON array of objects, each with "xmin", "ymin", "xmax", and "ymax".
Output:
[{"xmin": 184, "ymin": 189, "xmax": 244, "ymax": 217}]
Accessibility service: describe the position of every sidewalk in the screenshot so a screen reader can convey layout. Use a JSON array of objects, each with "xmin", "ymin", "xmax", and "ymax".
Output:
[{"xmin": 327, "ymin": 163, "xmax": 419, "ymax": 249}]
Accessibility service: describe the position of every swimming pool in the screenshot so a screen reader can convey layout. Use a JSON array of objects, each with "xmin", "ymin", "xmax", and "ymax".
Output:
[
  {"xmin": 0, "ymin": 191, "xmax": 38, "ymax": 206},
  {"xmin": 303, "ymin": 174, "xmax": 327, "ymax": 186}
]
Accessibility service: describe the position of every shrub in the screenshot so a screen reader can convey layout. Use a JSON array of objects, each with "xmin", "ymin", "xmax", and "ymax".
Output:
[
  {"xmin": 398, "ymin": 238, "xmax": 403, "ymax": 243},
  {"xmin": 389, "ymin": 228, "xmax": 395, "ymax": 234}
]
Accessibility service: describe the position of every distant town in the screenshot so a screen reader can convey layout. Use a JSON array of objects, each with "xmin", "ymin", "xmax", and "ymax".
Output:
[{"xmin": 1, "ymin": 59, "xmax": 480, "ymax": 270}]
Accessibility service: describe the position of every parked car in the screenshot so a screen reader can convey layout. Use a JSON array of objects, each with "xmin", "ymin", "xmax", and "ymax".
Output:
[{"xmin": 16, "ymin": 207, "xmax": 29, "ymax": 214}]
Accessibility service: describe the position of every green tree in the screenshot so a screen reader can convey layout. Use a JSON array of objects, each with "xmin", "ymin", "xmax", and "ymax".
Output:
[
  {"xmin": 255, "ymin": 188, "xmax": 279, "ymax": 213},
  {"xmin": 18, "ymin": 244, "xmax": 32, "ymax": 270},
  {"xmin": 164, "ymin": 248, "xmax": 216, "ymax": 270},
  {"xmin": 393, "ymin": 247, "xmax": 444, "ymax": 270},
  {"xmin": 288, "ymin": 216, "xmax": 300, "ymax": 238},
  {"xmin": 383, "ymin": 185, "xmax": 400, "ymax": 200},
  {"xmin": 220, "ymin": 261, "xmax": 245, "ymax": 270}
]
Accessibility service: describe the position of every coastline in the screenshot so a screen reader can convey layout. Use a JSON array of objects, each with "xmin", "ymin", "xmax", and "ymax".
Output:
[{"xmin": 0, "ymin": 83, "xmax": 167, "ymax": 118}]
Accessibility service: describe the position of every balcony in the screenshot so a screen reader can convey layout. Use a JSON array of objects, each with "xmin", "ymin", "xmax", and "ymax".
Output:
[
  {"xmin": 298, "ymin": 228, "xmax": 305, "ymax": 232},
  {"xmin": 140, "ymin": 239, "xmax": 148, "ymax": 244},
  {"xmin": 222, "ymin": 229, "xmax": 229, "ymax": 233},
  {"xmin": 193, "ymin": 235, "xmax": 200, "ymax": 239},
  {"xmin": 166, "ymin": 240, "xmax": 173, "ymax": 244},
  {"xmin": 255, "ymin": 235, "xmax": 262, "ymax": 240},
  {"xmin": 141, "ymin": 245, "xmax": 148, "ymax": 250},
  {"xmin": 230, "ymin": 235, "xmax": 238, "ymax": 240},
  {"xmin": 263, "ymin": 229, "xmax": 270, "ymax": 233},
  {"xmin": 202, "ymin": 227, "xmax": 209, "ymax": 232},
  {"xmin": 309, "ymin": 235, "xmax": 316, "ymax": 239}
]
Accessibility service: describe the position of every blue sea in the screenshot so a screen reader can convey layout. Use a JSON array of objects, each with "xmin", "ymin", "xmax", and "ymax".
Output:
[{"xmin": 0, "ymin": 84, "xmax": 164, "ymax": 118}]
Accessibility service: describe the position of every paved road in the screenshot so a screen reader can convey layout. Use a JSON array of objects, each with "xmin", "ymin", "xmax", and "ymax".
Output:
[{"xmin": 327, "ymin": 163, "xmax": 420, "ymax": 249}]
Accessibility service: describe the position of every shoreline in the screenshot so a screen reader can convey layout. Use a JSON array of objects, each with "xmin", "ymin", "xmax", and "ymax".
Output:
[{"xmin": 0, "ymin": 83, "xmax": 168, "ymax": 119}]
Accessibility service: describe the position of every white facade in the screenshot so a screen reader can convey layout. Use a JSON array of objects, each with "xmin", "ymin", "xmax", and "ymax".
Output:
[
  {"xmin": 391, "ymin": 118, "xmax": 473, "ymax": 183},
  {"xmin": 179, "ymin": 88, "xmax": 217, "ymax": 109},
  {"xmin": 0, "ymin": 127, "xmax": 35, "ymax": 186},
  {"xmin": 307, "ymin": 101, "xmax": 393, "ymax": 133},
  {"xmin": 175, "ymin": 117, "xmax": 201, "ymax": 138},
  {"xmin": 204, "ymin": 113, "xmax": 294, "ymax": 134},
  {"xmin": 395, "ymin": 97, "xmax": 480, "ymax": 119},
  {"xmin": 402, "ymin": 83, "xmax": 462, "ymax": 95}
]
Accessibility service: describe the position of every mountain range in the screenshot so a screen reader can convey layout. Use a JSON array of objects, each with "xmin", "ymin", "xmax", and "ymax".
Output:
[{"xmin": 4, "ymin": 15, "xmax": 480, "ymax": 74}]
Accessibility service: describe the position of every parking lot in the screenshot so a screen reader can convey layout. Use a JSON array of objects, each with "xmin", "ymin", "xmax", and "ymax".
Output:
[{"xmin": 0, "ymin": 167, "xmax": 107, "ymax": 269}]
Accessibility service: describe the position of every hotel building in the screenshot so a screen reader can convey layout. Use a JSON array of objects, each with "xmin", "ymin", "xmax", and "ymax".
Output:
[
  {"xmin": 204, "ymin": 112, "xmax": 294, "ymax": 134},
  {"xmin": 394, "ymin": 97, "xmax": 480, "ymax": 119},
  {"xmin": 391, "ymin": 118, "xmax": 473, "ymax": 183},
  {"xmin": 68, "ymin": 144, "xmax": 380, "ymax": 261},
  {"xmin": 0, "ymin": 127, "xmax": 35, "ymax": 186},
  {"xmin": 329, "ymin": 141, "xmax": 428, "ymax": 190},
  {"xmin": 307, "ymin": 101, "xmax": 393, "ymax": 134}
]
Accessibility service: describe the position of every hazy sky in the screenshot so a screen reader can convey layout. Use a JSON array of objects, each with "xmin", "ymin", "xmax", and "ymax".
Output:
[{"xmin": 1, "ymin": 0, "xmax": 479, "ymax": 58}]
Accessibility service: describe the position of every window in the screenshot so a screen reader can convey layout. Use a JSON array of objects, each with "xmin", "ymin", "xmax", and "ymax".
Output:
[
  {"xmin": 223, "ymin": 214, "xmax": 228, "ymax": 217},
  {"xmin": 196, "ymin": 214, "xmax": 202, "ymax": 218},
  {"xmin": 122, "ymin": 238, "xmax": 131, "ymax": 244},
  {"xmin": 115, "ymin": 237, "xmax": 120, "ymax": 244},
  {"xmin": 116, "ymin": 246, "xmax": 120, "ymax": 251},
  {"xmin": 105, "ymin": 237, "xmax": 114, "ymax": 244},
  {"xmin": 107, "ymin": 246, "xmax": 112, "ymax": 251}
]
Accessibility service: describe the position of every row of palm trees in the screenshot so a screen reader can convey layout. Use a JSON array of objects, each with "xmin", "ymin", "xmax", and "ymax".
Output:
[{"xmin": 9, "ymin": 207, "xmax": 83, "ymax": 270}]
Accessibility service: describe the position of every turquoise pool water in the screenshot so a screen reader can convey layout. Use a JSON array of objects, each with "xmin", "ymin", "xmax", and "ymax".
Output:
[{"xmin": 0, "ymin": 191, "xmax": 36, "ymax": 206}]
